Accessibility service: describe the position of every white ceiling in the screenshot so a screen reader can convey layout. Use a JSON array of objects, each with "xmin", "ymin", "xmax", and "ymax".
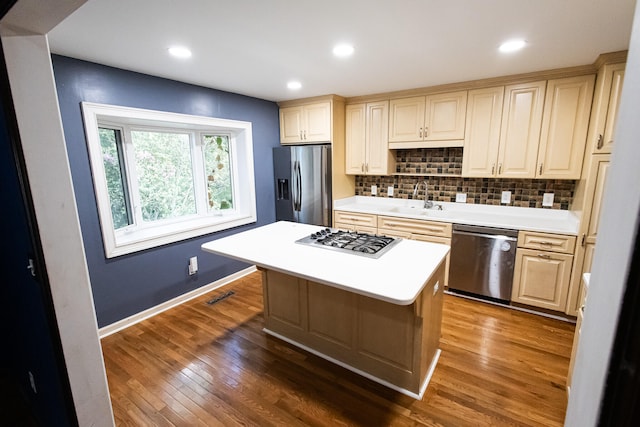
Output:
[{"xmin": 48, "ymin": 0, "xmax": 636, "ymax": 102}]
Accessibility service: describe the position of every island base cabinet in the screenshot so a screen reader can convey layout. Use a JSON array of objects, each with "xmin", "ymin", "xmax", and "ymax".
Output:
[{"xmin": 261, "ymin": 263, "xmax": 446, "ymax": 398}]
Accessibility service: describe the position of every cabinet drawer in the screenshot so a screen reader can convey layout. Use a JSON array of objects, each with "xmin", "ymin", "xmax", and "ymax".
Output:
[
  {"xmin": 334, "ymin": 211, "xmax": 377, "ymax": 228},
  {"xmin": 377, "ymin": 228, "xmax": 411, "ymax": 239},
  {"xmin": 335, "ymin": 222, "xmax": 377, "ymax": 235},
  {"xmin": 377, "ymin": 216, "xmax": 452, "ymax": 238},
  {"xmin": 517, "ymin": 231, "xmax": 576, "ymax": 254}
]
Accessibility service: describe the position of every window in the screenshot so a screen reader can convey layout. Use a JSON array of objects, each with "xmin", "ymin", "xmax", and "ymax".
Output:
[{"xmin": 82, "ymin": 103, "xmax": 256, "ymax": 258}]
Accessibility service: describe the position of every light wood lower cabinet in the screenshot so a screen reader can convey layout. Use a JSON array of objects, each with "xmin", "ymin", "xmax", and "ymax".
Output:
[
  {"xmin": 333, "ymin": 211, "xmax": 377, "ymax": 234},
  {"xmin": 512, "ymin": 231, "xmax": 575, "ymax": 312},
  {"xmin": 567, "ymin": 274, "xmax": 589, "ymax": 394},
  {"xmin": 512, "ymin": 248, "xmax": 573, "ymax": 311},
  {"xmin": 261, "ymin": 263, "xmax": 446, "ymax": 397},
  {"xmin": 377, "ymin": 216, "xmax": 452, "ymax": 287}
]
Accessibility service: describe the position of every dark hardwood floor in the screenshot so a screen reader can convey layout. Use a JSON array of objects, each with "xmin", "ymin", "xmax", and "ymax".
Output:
[{"xmin": 101, "ymin": 272, "xmax": 575, "ymax": 426}]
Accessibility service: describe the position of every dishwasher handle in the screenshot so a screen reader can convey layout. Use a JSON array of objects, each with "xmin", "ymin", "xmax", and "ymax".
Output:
[{"xmin": 452, "ymin": 229, "xmax": 518, "ymax": 242}]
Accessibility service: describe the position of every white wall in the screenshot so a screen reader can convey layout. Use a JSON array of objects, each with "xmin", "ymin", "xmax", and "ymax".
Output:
[{"xmin": 564, "ymin": 1, "xmax": 640, "ymax": 425}]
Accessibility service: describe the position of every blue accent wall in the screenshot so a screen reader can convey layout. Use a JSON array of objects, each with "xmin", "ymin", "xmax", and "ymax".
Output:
[{"xmin": 51, "ymin": 55, "xmax": 279, "ymax": 327}]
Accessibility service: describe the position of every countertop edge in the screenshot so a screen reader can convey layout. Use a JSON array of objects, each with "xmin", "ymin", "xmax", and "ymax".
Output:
[{"xmin": 334, "ymin": 197, "xmax": 579, "ymax": 235}]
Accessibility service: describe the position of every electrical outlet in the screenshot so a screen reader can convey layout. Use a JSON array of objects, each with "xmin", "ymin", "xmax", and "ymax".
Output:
[
  {"xmin": 501, "ymin": 191, "xmax": 511, "ymax": 204},
  {"xmin": 455, "ymin": 193, "xmax": 467, "ymax": 203},
  {"xmin": 543, "ymin": 193, "xmax": 554, "ymax": 207},
  {"xmin": 188, "ymin": 256, "xmax": 198, "ymax": 275},
  {"xmin": 387, "ymin": 186, "xmax": 394, "ymax": 197},
  {"xmin": 371, "ymin": 185, "xmax": 377, "ymax": 196}
]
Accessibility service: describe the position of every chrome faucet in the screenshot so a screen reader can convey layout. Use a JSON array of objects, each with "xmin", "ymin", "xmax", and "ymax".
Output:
[{"xmin": 413, "ymin": 180, "xmax": 433, "ymax": 209}]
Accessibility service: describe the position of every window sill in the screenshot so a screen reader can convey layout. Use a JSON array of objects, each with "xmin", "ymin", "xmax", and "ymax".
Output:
[{"xmin": 106, "ymin": 212, "xmax": 256, "ymax": 258}]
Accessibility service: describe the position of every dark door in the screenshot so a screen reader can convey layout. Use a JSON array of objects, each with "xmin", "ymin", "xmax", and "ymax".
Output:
[{"xmin": 0, "ymin": 40, "xmax": 77, "ymax": 426}]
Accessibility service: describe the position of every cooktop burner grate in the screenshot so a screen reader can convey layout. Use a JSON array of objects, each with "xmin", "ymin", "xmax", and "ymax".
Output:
[{"xmin": 295, "ymin": 228, "xmax": 400, "ymax": 259}]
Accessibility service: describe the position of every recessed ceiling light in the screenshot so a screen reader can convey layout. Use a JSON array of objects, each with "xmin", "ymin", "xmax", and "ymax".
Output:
[
  {"xmin": 168, "ymin": 46, "xmax": 192, "ymax": 59},
  {"xmin": 499, "ymin": 39, "xmax": 527, "ymax": 53},
  {"xmin": 333, "ymin": 43, "xmax": 354, "ymax": 58},
  {"xmin": 287, "ymin": 81, "xmax": 302, "ymax": 90}
]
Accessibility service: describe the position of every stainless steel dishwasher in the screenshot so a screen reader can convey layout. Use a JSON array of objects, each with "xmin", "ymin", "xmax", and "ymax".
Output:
[{"xmin": 448, "ymin": 224, "xmax": 518, "ymax": 302}]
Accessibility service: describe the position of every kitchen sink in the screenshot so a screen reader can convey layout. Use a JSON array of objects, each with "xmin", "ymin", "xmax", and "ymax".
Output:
[{"xmin": 388, "ymin": 206, "xmax": 436, "ymax": 216}]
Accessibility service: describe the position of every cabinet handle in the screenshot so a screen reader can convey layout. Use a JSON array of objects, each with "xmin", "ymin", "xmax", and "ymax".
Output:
[
  {"xmin": 491, "ymin": 164, "xmax": 495, "ymax": 175},
  {"xmin": 300, "ymin": 131, "xmax": 303, "ymax": 140},
  {"xmin": 419, "ymin": 127, "xmax": 423, "ymax": 138},
  {"xmin": 303, "ymin": 130, "xmax": 307, "ymax": 140},
  {"xmin": 596, "ymin": 134, "xmax": 604, "ymax": 150},
  {"xmin": 537, "ymin": 254, "xmax": 552, "ymax": 259},
  {"xmin": 539, "ymin": 163, "xmax": 543, "ymax": 175},
  {"xmin": 425, "ymin": 126, "xmax": 429, "ymax": 137},
  {"xmin": 361, "ymin": 163, "xmax": 364, "ymax": 173},
  {"xmin": 581, "ymin": 234, "xmax": 586, "ymax": 247},
  {"xmin": 498, "ymin": 163, "xmax": 502, "ymax": 174},
  {"xmin": 365, "ymin": 163, "xmax": 369, "ymax": 173}
]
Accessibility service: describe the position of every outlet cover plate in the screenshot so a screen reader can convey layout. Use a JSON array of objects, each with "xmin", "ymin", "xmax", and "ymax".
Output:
[
  {"xmin": 543, "ymin": 193, "xmax": 554, "ymax": 207},
  {"xmin": 501, "ymin": 191, "xmax": 511, "ymax": 204},
  {"xmin": 456, "ymin": 193, "xmax": 467, "ymax": 203},
  {"xmin": 387, "ymin": 186, "xmax": 394, "ymax": 197},
  {"xmin": 371, "ymin": 185, "xmax": 377, "ymax": 196}
]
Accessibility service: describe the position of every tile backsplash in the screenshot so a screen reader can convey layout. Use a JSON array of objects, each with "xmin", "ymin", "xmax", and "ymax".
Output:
[{"xmin": 355, "ymin": 148, "xmax": 575, "ymax": 210}]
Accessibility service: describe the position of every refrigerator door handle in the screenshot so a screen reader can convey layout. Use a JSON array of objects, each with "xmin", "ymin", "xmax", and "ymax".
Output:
[
  {"xmin": 295, "ymin": 160, "xmax": 302, "ymax": 211},
  {"xmin": 292, "ymin": 160, "xmax": 299, "ymax": 212}
]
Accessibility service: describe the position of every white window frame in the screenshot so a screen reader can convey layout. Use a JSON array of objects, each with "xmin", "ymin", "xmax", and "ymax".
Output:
[{"xmin": 82, "ymin": 102, "xmax": 256, "ymax": 258}]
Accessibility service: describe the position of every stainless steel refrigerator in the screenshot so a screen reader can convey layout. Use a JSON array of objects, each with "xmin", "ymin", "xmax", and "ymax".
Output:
[{"xmin": 273, "ymin": 144, "xmax": 332, "ymax": 227}]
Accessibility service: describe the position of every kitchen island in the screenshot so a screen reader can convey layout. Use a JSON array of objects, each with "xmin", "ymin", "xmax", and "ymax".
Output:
[{"xmin": 202, "ymin": 221, "xmax": 449, "ymax": 398}]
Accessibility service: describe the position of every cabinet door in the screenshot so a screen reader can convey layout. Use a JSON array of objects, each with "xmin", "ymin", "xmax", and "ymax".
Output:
[
  {"xmin": 280, "ymin": 106, "xmax": 304, "ymax": 144},
  {"xmin": 425, "ymin": 91, "xmax": 467, "ymax": 141},
  {"xmin": 586, "ymin": 158, "xmax": 611, "ymax": 239},
  {"xmin": 512, "ymin": 248, "xmax": 573, "ymax": 311},
  {"xmin": 498, "ymin": 81, "xmax": 546, "ymax": 178},
  {"xmin": 537, "ymin": 75, "xmax": 595, "ymax": 179},
  {"xmin": 602, "ymin": 67, "xmax": 625, "ymax": 153},
  {"xmin": 263, "ymin": 270, "xmax": 307, "ymax": 332},
  {"xmin": 304, "ymin": 102, "xmax": 332, "ymax": 142},
  {"xmin": 582, "ymin": 243, "xmax": 596, "ymax": 274},
  {"xmin": 345, "ymin": 103, "xmax": 367, "ymax": 174},
  {"xmin": 462, "ymin": 87, "xmax": 504, "ymax": 177},
  {"xmin": 365, "ymin": 101, "xmax": 391, "ymax": 175},
  {"xmin": 388, "ymin": 96, "xmax": 425, "ymax": 142}
]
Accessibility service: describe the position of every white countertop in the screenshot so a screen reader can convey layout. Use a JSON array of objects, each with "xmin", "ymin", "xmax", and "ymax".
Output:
[
  {"xmin": 335, "ymin": 196, "xmax": 580, "ymax": 235},
  {"xmin": 201, "ymin": 221, "xmax": 449, "ymax": 305}
]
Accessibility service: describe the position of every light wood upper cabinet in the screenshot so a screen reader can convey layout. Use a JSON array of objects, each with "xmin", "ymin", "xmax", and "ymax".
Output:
[
  {"xmin": 388, "ymin": 91, "xmax": 467, "ymax": 149},
  {"xmin": 345, "ymin": 101, "xmax": 394, "ymax": 175},
  {"xmin": 388, "ymin": 96, "xmax": 424, "ymax": 142},
  {"xmin": 461, "ymin": 87, "xmax": 504, "ymax": 177},
  {"xmin": 537, "ymin": 75, "xmax": 595, "ymax": 179},
  {"xmin": 462, "ymin": 82, "xmax": 545, "ymax": 178},
  {"xmin": 498, "ymin": 81, "xmax": 546, "ymax": 178},
  {"xmin": 280, "ymin": 101, "xmax": 331, "ymax": 144},
  {"xmin": 588, "ymin": 63, "xmax": 626, "ymax": 154},
  {"xmin": 345, "ymin": 104, "xmax": 366, "ymax": 174},
  {"xmin": 601, "ymin": 67, "xmax": 625, "ymax": 153}
]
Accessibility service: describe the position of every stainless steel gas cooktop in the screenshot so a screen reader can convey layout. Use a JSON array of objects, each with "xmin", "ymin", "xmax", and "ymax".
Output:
[{"xmin": 295, "ymin": 228, "xmax": 401, "ymax": 259}]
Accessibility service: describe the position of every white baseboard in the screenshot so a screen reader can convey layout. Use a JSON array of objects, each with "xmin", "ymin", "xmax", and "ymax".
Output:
[{"xmin": 98, "ymin": 266, "xmax": 257, "ymax": 339}]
